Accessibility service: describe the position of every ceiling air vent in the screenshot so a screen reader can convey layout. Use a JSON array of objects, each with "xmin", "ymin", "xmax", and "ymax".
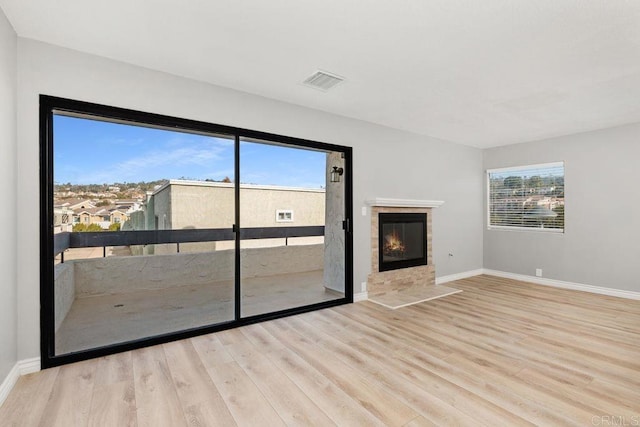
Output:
[{"xmin": 303, "ymin": 70, "xmax": 344, "ymax": 91}]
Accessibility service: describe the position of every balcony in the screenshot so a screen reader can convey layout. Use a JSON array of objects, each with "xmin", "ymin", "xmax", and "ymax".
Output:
[{"xmin": 52, "ymin": 227, "xmax": 343, "ymax": 354}]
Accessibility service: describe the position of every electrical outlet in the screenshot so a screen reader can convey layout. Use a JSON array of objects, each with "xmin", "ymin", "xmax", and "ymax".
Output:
[
  {"xmin": 361, "ymin": 281, "xmax": 367, "ymax": 291},
  {"xmin": 361, "ymin": 206, "xmax": 367, "ymax": 216},
  {"xmin": 535, "ymin": 268, "xmax": 542, "ymax": 277}
]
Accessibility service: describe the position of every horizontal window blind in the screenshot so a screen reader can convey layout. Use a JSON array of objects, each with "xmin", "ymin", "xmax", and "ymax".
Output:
[{"xmin": 487, "ymin": 162, "xmax": 564, "ymax": 231}]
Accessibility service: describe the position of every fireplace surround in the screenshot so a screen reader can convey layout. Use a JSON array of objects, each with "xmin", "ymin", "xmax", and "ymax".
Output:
[{"xmin": 365, "ymin": 198, "xmax": 444, "ymax": 298}]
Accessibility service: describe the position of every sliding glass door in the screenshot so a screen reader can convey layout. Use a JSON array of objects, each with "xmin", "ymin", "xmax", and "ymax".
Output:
[
  {"xmin": 239, "ymin": 138, "xmax": 346, "ymax": 318},
  {"xmin": 41, "ymin": 96, "xmax": 352, "ymax": 367},
  {"xmin": 50, "ymin": 113, "xmax": 237, "ymax": 355}
]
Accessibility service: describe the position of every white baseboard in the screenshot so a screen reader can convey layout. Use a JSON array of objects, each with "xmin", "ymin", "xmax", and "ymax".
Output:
[
  {"xmin": 0, "ymin": 357, "xmax": 40, "ymax": 407},
  {"xmin": 482, "ymin": 269, "xmax": 640, "ymax": 300},
  {"xmin": 435, "ymin": 269, "xmax": 484, "ymax": 285},
  {"xmin": 18, "ymin": 357, "xmax": 41, "ymax": 376},
  {"xmin": 0, "ymin": 363, "xmax": 20, "ymax": 407},
  {"xmin": 353, "ymin": 291, "xmax": 368, "ymax": 302},
  {"xmin": 358, "ymin": 267, "xmax": 640, "ymax": 301}
]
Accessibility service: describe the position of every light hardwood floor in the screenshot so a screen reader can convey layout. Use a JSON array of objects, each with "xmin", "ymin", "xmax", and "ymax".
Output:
[{"xmin": 1, "ymin": 274, "xmax": 639, "ymax": 426}]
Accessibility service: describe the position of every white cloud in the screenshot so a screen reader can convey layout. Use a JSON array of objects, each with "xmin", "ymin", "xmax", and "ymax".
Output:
[{"xmin": 74, "ymin": 138, "xmax": 233, "ymax": 183}]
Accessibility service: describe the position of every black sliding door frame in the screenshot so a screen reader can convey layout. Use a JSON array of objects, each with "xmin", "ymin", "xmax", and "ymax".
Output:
[{"xmin": 40, "ymin": 95, "xmax": 353, "ymax": 368}]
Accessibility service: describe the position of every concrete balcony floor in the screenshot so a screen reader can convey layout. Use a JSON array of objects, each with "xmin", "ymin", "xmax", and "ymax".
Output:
[{"xmin": 55, "ymin": 269, "xmax": 343, "ymax": 355}]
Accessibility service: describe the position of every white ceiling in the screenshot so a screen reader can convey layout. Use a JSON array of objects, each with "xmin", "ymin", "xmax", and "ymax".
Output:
[{"xmin": 2, "ymin": 0, "xmax": 640, "ymax": 148}]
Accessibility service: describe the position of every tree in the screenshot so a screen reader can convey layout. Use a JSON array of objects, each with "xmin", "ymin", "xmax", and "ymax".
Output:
[
  {"xmin": 109, "ymin": 223, "xmax": 121, "ymax": 231},
  {"xmin": 503, "ymin": 176, "xmax": 523, "ymax": 189},
  {"xmin": 72, "ymin": 223, "xmax": 104, "ymax": 232},
  {"xmin": 527, "ymin": 175, "xmax": 542, "ymax": 189}
]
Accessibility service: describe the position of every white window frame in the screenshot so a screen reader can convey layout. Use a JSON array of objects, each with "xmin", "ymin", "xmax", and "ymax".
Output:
[
  {"xmin": 275, "ymin": 209, "xmax": 294, "ymax": 223},
  {"xmin": 486, "ymin": 161, "xmax": 564, "ymax": 233}
]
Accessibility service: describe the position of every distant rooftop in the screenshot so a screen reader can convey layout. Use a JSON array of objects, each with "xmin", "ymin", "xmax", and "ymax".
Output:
[{"xmin": 152, "ymin": 179, "xmax": 326, "ymax": 195}]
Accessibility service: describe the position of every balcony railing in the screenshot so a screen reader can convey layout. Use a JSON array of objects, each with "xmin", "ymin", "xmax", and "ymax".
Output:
[{"xmin": 54, "ymin": 226, "xmax": 325, "ymax": 262}]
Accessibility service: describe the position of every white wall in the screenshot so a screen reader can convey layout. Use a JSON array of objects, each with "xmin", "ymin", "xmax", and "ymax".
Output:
[
  {"xmin": 0, "ymin": 7, "xmax": 17, "ymax": 381},
  {"xmin": 484, "ymin": 123, "xmax": 640, "ymax": 292},
  {"xmin": 16, "ymin": 38, "xmax": 483, "ymax": 360}
]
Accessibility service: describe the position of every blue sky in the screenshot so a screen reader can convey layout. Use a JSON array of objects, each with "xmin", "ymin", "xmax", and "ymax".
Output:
[
  {"xmin": 490, "ymin": 167, "xmax": 564, "ymax": 180},
  {"xmin": 53, "ymin": 115, "xmax": 327, "ymax": 188}
]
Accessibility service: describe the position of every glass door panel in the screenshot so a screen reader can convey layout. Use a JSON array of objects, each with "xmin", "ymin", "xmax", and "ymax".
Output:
[
  {"xmin": 239, "ymin": 138, "xmax": 345, "ymax": 317},
  {"xmin": 52, "ymin": 113, "xmax": 236, "ymax": 354}
]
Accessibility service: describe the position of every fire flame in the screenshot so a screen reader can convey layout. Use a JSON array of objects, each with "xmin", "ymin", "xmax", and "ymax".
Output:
[{"xmin": 384, "ymin": 229, "xmax": 405, "ymax": 255}]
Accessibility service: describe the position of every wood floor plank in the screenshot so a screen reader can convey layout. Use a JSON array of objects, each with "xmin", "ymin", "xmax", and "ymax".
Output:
[
  {"xmin": 204, "ymin": 359, "xmax": 285, "ymax": 427},
  {"xmin": 181, "ymin": 399, "xmax": 238, "ymax": 427},
  {"xmin": 297, "ymin": 311, "xmax": 495, "ymax": 426},
  {"xmin": 93, "ymin": 351, "xmax": 134, "ymax": 386},
  {"xmin": 516, "ymin": 367, "xmax": 639, "ymax": 420},
  {"xmin": 219, "ymin": 329, "xmax": 336, "ymax": 426},
  {"xmin": 263, "ymin": 318, "xmax": 420, "ymax": 426},
  {"xmin": 164, "ymin": 339, "xmax": 236, "ymax": 427},
  {"xmin": 39, "ymin": 359, "xmax": 98, "ymax": 427},
  {"xmin": 190, "ymin": 333, "xmax": 235, "ymax": 367},
  {"xmin": 132, "ymin": 345, "xmax": 188, "ymax": 427},
  {"xmin": 241, "ymin": 324, "xmax": 389, "ymax": 426},
  {"xmin": 403, "ymin": 415, "xmax": 441, "ymax": 427},
  {"xmin": 0, "ymin": 368, "xmax": 60, "ymax": 427},
  {"xmin": 88, "ymin": 381, "xmax": 137, "ymax": 427},
  {"xmin": 88, "ymin": 352, "xmax": 137, "ymax": 427},
  {"xmin": 409, "ymin": 299, "xmax": 597, "ymax": 386},
  {"xmin": 301, "ymin": 309, "xmax": 577, "ymax": 426},
  {"xmin": 2, "ymin": 274, "xmax": 639, "ymax": 427},
  {"xmin": 446, "ymin": 289, "xmax": 640, "ymax": 357}
]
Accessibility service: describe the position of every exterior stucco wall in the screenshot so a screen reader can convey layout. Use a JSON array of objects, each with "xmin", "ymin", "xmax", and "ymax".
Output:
[
  {"xmin": 169, "ymin": 183, "xmax": 233, "ymax": 229},
  {"xmin": 53, "ymin": 263, "xmax": 74, "ymax": 332},
  {"xmin": 323, "ymin": 152, "xmax": 345, "ymax": 292},
  {"xmin": 74, "ymin": 244, "xmax": 324, "ymax": 296},
  {"xmin": 151, "ymin": 181, "xmax": 325, "ymax": 230}
]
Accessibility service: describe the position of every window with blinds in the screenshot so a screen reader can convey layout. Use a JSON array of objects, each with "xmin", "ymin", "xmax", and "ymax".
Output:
[{"xmin": 487, "ymin": 162, "xmax": 564, "ymax": 232}]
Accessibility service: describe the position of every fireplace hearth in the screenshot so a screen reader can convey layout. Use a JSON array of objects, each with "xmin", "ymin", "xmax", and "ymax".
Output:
[{"xmin": 378, "ymin": 213, "xmax": 427, "ymax": 272}]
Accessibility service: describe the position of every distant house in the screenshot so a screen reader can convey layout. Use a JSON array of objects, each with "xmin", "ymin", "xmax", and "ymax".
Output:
[
  {"xmin": 72, "ymin": 205, "xmax": 132, "ymax": 229},
  {"xmin": 73, "ymin": 207, "xmax": 107, "ymax": 226},
  {"xmin": 57, "ymin": 198, "xmax": 95, "ymax": 211},
  {"xmin": 52, "ymin": 206, "xmax": 72, "ymax": 234},
  {"xmin": 114, "ymin": 199, "xmax": 142, "ymax": 210},
  {"xmin": 109, "ymin": 207, "xmax": 129, "ymax": 225},
  {"xmin": 526, "ymin": 196, "xmax": 564, "ymax": 210}
]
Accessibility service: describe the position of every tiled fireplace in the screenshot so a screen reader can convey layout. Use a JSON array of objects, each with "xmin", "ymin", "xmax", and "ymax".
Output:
[{"xmin": 366, "ymin": 198, "xmax": 443, "ymax": 297}]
